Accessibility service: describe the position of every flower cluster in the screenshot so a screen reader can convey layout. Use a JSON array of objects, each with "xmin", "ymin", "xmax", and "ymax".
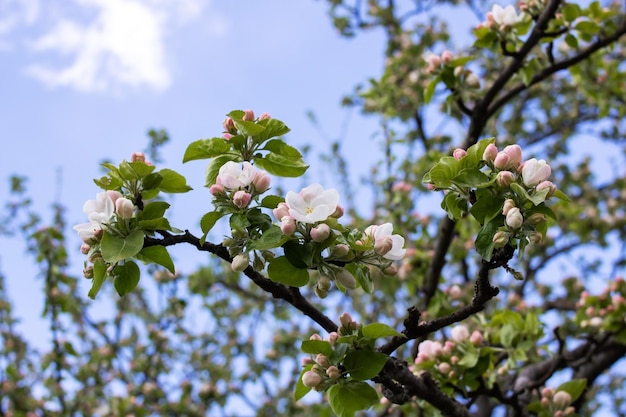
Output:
[
  {"xmin": 74, "ymin": 189, "xmax": 137, "ymax": 278},
  {"xmin": 424, "ymin": 49, "xmax": 480, "ymax": 89},
  {"xmin": 574, "ymin": 277, "xmax": 626, "ymax": 334},
  {"xmin": 537, "ymin": 388, "xmax": 575, "ymax": 417},
  {"xmin": 479, "ymin": 4, "xmax": 525, "ymax": 31},
  {"xmin": 210, "ymin": 161, "xmax": 271, "ymax": 209}
]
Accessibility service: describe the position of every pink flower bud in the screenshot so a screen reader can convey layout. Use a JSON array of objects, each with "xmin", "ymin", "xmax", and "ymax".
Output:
[
  {"xmin": 231, "ymin": 253, "xmax": 250, "ymax": 272},
  {"xmin": 279, "ymin": 216, "xmax": 296, "ymax": 236},
  {"xmin": 309, "ymin": 333, "xmax": 322, "ymax": 341},
  {"xmin": 541, "ymin": 397, "xmax": 551, "ymax": 407},
  {"xmin": 335, "ymin": 269, "xmax": 357, "ymax": 290},
  {"xmin": 106, "ymin": 190, "xmax": 123, "ymax": 204},
  {"xmin": 328, "ymin": 332, "xmax": 339, "ymax": 345},
  {"xmin": 553, "ymin": 391, "xmax": 572, "ymax": 408},
  {"xmin": 483, "ymin": 143, "xmax": 498, "ymax": 163},
  {"xmin": 502, "ymin": 145, "xmax": 522, "ymax": 168},
  {"xmin": 326, "ymin": 365, "xmax": 341, "ymax": 379},
  {"xmin": 242, "ymin": 109, "xmax": 255, "ymax": 121},
  {"xmin": 496, "ymin": 170, "xmax": 515, "ymax": 188},
  {"xmin": 522, "ymin": 158, "xmax": 551, "ymax": 187},
  {"xmin": 536, "ymin": 180, "xmax": 556, "ymax": 198},
  {"xmin": 494, "ymin": 152, "xmax": 511, "ymax": 170},
  {"xmin": 115, "ymin": 197, "xmax": 135, "ymax": 219},
  {"xmin": 131, "ymin": 152, "xmax": 146, "ymax": 162},
  {"xmin": 80, "ymin": 243, "xmax": 91, "ymax": 254},
  {"xmin": 492, "ymin": 231, "xmax": 510, "ymax": 247},
  {"xmin": 223, "ymin": 117, "xmax": 237, "ymax": 134},
  {"xmin": 541, "ymin": 387, "xmax": 554, "ymax": 399},
  {"xmin": 502, "ymin": 199, "xmax": 516, "ymax": 216},
  {"xmin": 383, "ymin": 265, "xmax": 398, "ymax": 276},
  {"xmin": 526, "ymin": 213, "xmax": 546, "ymax": 226},
  {"xmin": 428, "ymin": 54, "xmax": 441, "ymax": 68},
  {"xmin": 83, "ymin": 265, "xmax": 94, "ymax": 279},
  {"xmin": 450, "ymin": 325, "xmax": 470, "ymax": 342},
  {"xmin": 315, "ymin": 354, "xmax": 330, "ymax": 367},
  {"xmin": 331, "ymin": 205, "xmax": 344, "ymax": 219},
  {"xmin": 470, "ymin": 330, "xmax": 484, "ymax": 346},
  {"xmin": 453, "ymin": 148, "xmax": 467, "ymax": 160},
  {"xmin": 209, "ymin": 183, "xmax": 225, "ymax": 196},
  {"xmin": 438, "ymin": 362, "xmax": 451, "ymax": 374},
  {"xmin": 528, "ymin": 232, "xmax": 543, "ymax": 244},
  {"xmin": 258, "ymin": 112, "xmax": 271, "ymax": 120},
  {"xmin": 465, "ymin": 72, "xmax": 480, "ymax": 88},
  {"xmin": 441, "ymin": 50, "xmax": 454, "ymax": 64},
  {"xmin": 302, "ymin": 371, "xmax": 323, "ymax": 388},
  {"xmin": 273, "ymin": 202, "xmax": 290, "ymax": 220},
  {"xmin": 505, "ymin": 207, "xmax": 523, "ymax": 229},
  {"xmin": 339, "ymin": 312, "xmax": 353, "ymax": 328},
  {"xmin": 310, "ymin": 223, "xmax": 331, "ymax": 242},
  {"xmin": 252, "ymin": 172, "xmax": 271, "ymax": 194},
  {"xmin": 374, "ymin": 236, "xmax": 393, "ymax": 256},
  {"xmin": 223, "ymin": 133, "xmax": 232, "ymax": 140},
  {"xmin": 233, "ymin": 191, "xmax": 251, "ymax": 208},
  {"xmin": 331, "ymin": 244, "xmax": 350, "ymax": 257}
]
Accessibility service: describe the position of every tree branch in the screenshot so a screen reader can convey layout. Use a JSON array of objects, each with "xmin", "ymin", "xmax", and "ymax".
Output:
[{"xmin": 144, "ymin": 230, "xmax": 339, "ymax": 333}]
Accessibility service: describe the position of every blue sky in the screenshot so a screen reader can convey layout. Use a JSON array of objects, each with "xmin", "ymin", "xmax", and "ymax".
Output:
[{"xmin": 0, "ymin": 0, "xmax": 387, "ymax": 344}]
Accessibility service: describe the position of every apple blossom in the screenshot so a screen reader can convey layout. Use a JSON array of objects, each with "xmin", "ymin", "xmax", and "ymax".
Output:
[
  {"xmin": 223, "ymin": 117, "xmax": 237, "ymax": 134},
  {"xmin": 441, "ymin": 50, "xmax": 454, "ymax": 64},
  {"xmin": 233, "ymin": 191, "xmax": 252, "ymax": 208},
  {"xmin": 496, "ymin": 170, "xmax": 515, "ymax": 188},
  {"xmin": 465, "ymin": 72, "xmax": 480, "ymax": 88},
  {"xmin": 417, "ymin": 340, "xmax": 443, "ymax": 360},
  {"xmin": 450, "ymin": 325, "xmax": 470, "ymax": 342},
  {"xmin": 252, "ymin": 171, "xmax": 271, "ymax": 193},
  {"xmin": 339, "ymin": 312, "xmax": 353, "ymax": 328},
  {"xmin": 209, "ymin": 183, "xmax": 225, "ymax": 196},
  {"xmin": 279, "ymin": 216, "xmax": 296, "ymax": 236},
  {"xmin": 502, "ymin": 199, "xmax": 516, "ymax": 216},
  {"xmin": 522, "ymin": 158, "xmax": 551, "ymax": 187},
  {"xmin": 272, "ymin": 202, "xmax": 290, "ymax": 220},
  {"xmin": 364, "ymin": 223, "xmax": 407, "ymax": 260},
  {"xmin": 536, "ymin": 180, "xmax": 556, "ymax": 197},
  {"xmin": 491, "ymin": 4, "xmax": 523, "ymax": 26},
  {"xmin": 302, "ymin": 371, "xmax": 323, "ymax": 388},
  {"xmin": 73, "ymin": 192, "xmax": 115, "ymax": 243},
  {"xmin": 470, "ymin": 330, "xmax": 484, "ymax": 345},
  {"xmin": 218, "ymin": 161, "xmax": 257, "ymax": 190},
  {"xmin": 258, "ymin": 112, "xmax": 271, "ymax": 120},
  {"xmin": 453, "ymin": 148, "xmax": 467, "ymax": 160},
  {"xmin": 483, "ymin": 143, "xmax": 498, "ymax": 163},
  {"xmin": 326, "ymin": 366, "xmax": 341, "ymax": 380},
  {"xmin": 310, "ymin": 223, "xmax": 331, "ymax": 242},
  {"xmin": 131, "ymin": 152, "xmax": 146, "ymax": 163},
  {"xmin": 526, "ymin": 213, "xmax": 546, "ymax": 226},
  {"xmin": 231, "ymin": 253, "xmax": 249, "ymax": 272},
  {"xmin": 505, "ymin": 207, "xmax": 523, "ymax": 229},
  {"xmin": 285, "ymin": 184, "xmax": 340, "ymax": 224},
  {"xmin": 242, "ymin": 109, "xmax": 255, "ymax": 121},
  {"xmin": 553, "ymin": 391, "xmax": 572, "ymax": 408},
  {"xmin": 115, "ymin": 197, "xmax": 135, "ymax": 220}
]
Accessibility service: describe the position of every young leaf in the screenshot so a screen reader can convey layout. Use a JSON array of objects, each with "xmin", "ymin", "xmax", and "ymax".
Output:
[
  {"xmin": 362, "ymin": 323, "xmax": 405, "ymax": 339},
  {"xmin": 201, "ymin": 211, "xmax": 225, "ymax": 234},
  {"xmin": 100, "ymin": 230, "xmax": 145, "ymax": 263},
  {"xmin": 557, "ymin": 379, "xmax": 587, "ymax": 402},
  {"xmin": 137, "ymin": 245, "xmax": 175, "ymax": 273},
  {"xmin": 182, "ymin": 138, "xmax": 231, "ymax": 162},
  {"xmin": 343, "ymin": 350, "xmax": 389, "ymax": 380},
  {"xmin": 254, "ymin": 153, "xmax": 309, "ymax": 177},
  {"xmin": 88, "ymin": 258, "xmax": 108, "ymax": 300},
  {"xmin": 139, "ymin": 201, "xmax": 171, "ymax": 220},
  {"xmin": 113, "ymin": 261, "xmax": 141, "ymax": 297},
  {"xmin": 327, "ymin": 382, "xmax": 379, "ymax": 417},
  {"xmin": 300, "ymin": 340, "xmax": 333, "ymax": 357},
  {"xmin": 247, "ymin": 225, "xmax": 289, "ymax": 250},
  {"xmin": 157, "ymin": 169, "xmax": 192, "ymax": 193},
  {"xmin": 260, "ymin": 195, "xmax": 285, "ymax": 209},
  {"xmin": 267, "ymin": 256, "xmax": 310, "ymax": 286}
]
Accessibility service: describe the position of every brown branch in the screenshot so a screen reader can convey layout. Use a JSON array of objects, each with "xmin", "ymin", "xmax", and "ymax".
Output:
[{"xmin": 144, "ymin": 230, "xmax": 339, "ymax": 333}]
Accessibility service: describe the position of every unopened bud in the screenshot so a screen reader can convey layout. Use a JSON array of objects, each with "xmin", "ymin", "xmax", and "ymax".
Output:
[
  {"xmin": 492, "ymin": 231, "xmax": 510, "ymax": 248},
  {"xmin": 441, "ymin": 50, "xmax": 454, "ymax": 64},
  {"xmin": 273, "ymin": 202, "xmax": 290, "ymax": 220},
  {"xmin": 526, "ymin": 213, "xmax": 546, "ymax": 226},
  {"xmin": 505, "ymin": 207, "xmax": 523, "ymax": 230},
  {"xmin": 131, "ymin": 152, "xmax": 146, "ymax": 162},
  {"xmin": 483, "ymin": 143, "xmax": 498, "ymax": 163},
  {"xmin": 310, "ymin": 223, "xmax": 331, "ymax": 242},
  {"xmin": 115, "ymin": 197, "xmax": 135, "ymax": 219},
  {"xmin": 502, "ymin": 199, "xmax": 516, "ymax": 216},
  {"xmin": 339, "ymin": 312, "xmax": 353, "ymax": 328},
  {"xmin": 326, "ymin": 365, "xmax": 341, "ymax": 379},
  {"xmin": 252, "ymin": 172, "xmax": 271, "ymax": 194},
  {"xmin": 233, "ymin": 190, "xmax": 252, "ymax": 208},
  {"xmin": 465, "ymin": 72, "xmax": 480, "ymax": 88},
  {"xmin": 496, "ymin": 170, "xmax": 515, "ymax": 188},
  {"xmin": 242, "ymin": 109, "xmax": 255, "ymax": 121},
  {"xmin": 453, "ymin": 148, "xmax": 467, "ymax": 160},
  {"xmin": 331, "ymin": 205, "xmax": 344, "ymax": 218},
  {"xmin": 223, "ymin": 117, "xmax": 237, "ymax": 134},
  {"xmin": 80, "ymin": 243, "xmax": 91, "ymax": 254},
  {"xmin": 318, "ymin": 275, "xmax": 332, "ymax": 291},
  {"xmin": 280, "ymin": 216, "xmax": 296, "ymax": 236},
  {"xmin": 83, "ymin": 265, "xmax": 94, "ymax": 279},
  {"xmin": 553, "ymin": 391, "xmax": 572, "ymax": 409},
  {"xmin": 231, "ymin": 253, "xmax": 249, "ymax": 272},
  {"xmin": 470, "ymin": 330, "xmax": 484, "ymax": 346},
  {"xmin": 335, "ymin": 269, "xmax": 357, "ymax": 290},
  {"xmin": 258, "ymin": 112, "xmax": 271, "ymax": 120},
  {"xmin": 374, "ymin": 236, "xmax": 393, "ymax": 256},
  {"xmin": 302, "ymin": 371, "xmax": 323, "ymax": 388},
  {"xmin": 383, "ymin": 264, "xmax": 398, "ymax": 276}
]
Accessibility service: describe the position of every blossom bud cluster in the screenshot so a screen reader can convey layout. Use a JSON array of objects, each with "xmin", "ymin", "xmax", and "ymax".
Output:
[
  {"xmin": 574, "ymin": 277, "xmax": 626, "ymax": 332},
  {"xmin": 424, "ymin": 50, "xmax": 479, "ymax": 89},
  {"xmin": 301, "ymin": 327, "xmax": 343, "ymax": 390},
  {"xmin": 222, "ymin": 109, "xmax": 271, "ymax": 139},
  {"xmin": 211, "ymin": 161, "xmax": 271, "ymax": 210},
  {"xmin": 413, "ymin": 324, "xmax": 484, "ymax": 381},
  {"xmin": 539, "ymin": 387, "xmax": 575, "ymax": 416}
]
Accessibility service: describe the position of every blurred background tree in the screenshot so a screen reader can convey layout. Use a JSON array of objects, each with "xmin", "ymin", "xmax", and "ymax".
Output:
[{"xmin": 1, "ymin": 0, "xmax": 626, "ymax": 416}]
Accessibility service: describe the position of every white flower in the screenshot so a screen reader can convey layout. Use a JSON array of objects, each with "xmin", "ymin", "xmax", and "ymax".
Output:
[
  {"xmin": 450, "ymin": 325, "xmax": 470, "ymax": 342},
  {"xmin": 521, "ymin": 158, "xmax": 552, "ymax": 187},
  {"xmin": 73, "ymin": 191, "xmax": 115, "ymax": 242},
  {"xmin": 285, "ymin": 184, "xmax": 339, "ymax": 224},
  {"xmin": 364, "ymin": 223, "xmax": 407, "ymax": 260},
  {"xmin": 491, "ymin": 4, "xmax": 523, "ymax": 26},
  {"xmin": 218, "ymin": 161, "xmax": 257, "ymax": 190}
]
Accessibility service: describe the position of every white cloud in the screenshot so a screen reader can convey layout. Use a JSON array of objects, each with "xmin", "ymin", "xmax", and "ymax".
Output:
[
  {"xmin": 0, "ymin": 0, "xmax": 40, "ymax": 50},
  {"xmin": 26, "ymin": 0, "xmax": 170, "ymax": 92},
  {"xmin": 21, "ymin": 0, "xmax": 226, "ymax": 93}
]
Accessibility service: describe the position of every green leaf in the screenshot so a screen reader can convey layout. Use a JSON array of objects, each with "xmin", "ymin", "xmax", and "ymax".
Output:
[
  {"xmin": 232, "ymin": 118, "xmax": 266, "ymax": 137},
  {"xmin": 139, "ymin": 201, "xmax": 170, "ymax": 220},
  {"xmin": 470, "ymin": 195, "xmax": 503, "ymax": 225},
  {"xmin": 424, "ymin": 75, "xmax": 441, "ymax": 104},
  {"xmin": 100, "ymin": 230, "xmax": 145, "ymax": 263},
  {"xmin": 562, "ymin": 3, "xmax": 581, "ymax": 21},
  {"xmin": 553, "ymin": 189, "xmax": 571, "ymax": 201},
  {"xmin": 260, "ymin": 195, "xmax": 285, "ymax": 209},
  {"xmin": 113, "ymin": 261, "xmax": 141, "ymax": 297},
  {"xmin": 137, "ymin": 246, "xmax": 175, "ymax": 273},
  {"xmin": 254, "ymin": 118, "xmax": 291, "ymax": 143},
  {"xmin": 142, "ymin": 172, "xmax": 163, "ymax": 190},
  {"xmin": 254, "ymin": 153, "xmax": 309, "ymax": 177},
  {"xmin": 205, "ymin": 155, "xmax": 239, "ymax": 187},
  {"xmin": 267, "ymin": 256, "xmax": 310, "ymax": 286},
  {"xmin": 201, "ymin": 211, "xmax": 225, "ymax": 234},
  {"xmin": 343, "ymin": 351, "xmax": 389, "ymax": 380},
  {"xmin": 294, "ymin": 365, "xmax": 314, "ymax": 401},
  {"xmin": 119, "ymin": 161, "xmax": 156, "ymax": 180},
  {"xmin": 183, "ymin": 138, "xmax": 231, "ymax": 162},
  {"xmin": 138, "ymin": 218, "xmax": 172, "ymax": 231},
  {"xmin": 300, "ymin": 340, "xmax": 333, "ymax": 357},
  {"xmin": 564, "ymin": 33, "xmax": 579, "ymax": 49},
  {"xmin": 88, "ymin": 259, "xmax": 108, "ymax": 300},
  {"xmin": 261, "ymin": 139, "xmax": 304, "ymax": 160},
  {"xmin": 575, "ymin": 20, "xmax": 600, "ymax": 35},
  {"xmin": 557, "ymin": 379, "xmax": 587, "ymax": 402},
  {"xmin": 442, "ymin": 192, "xmax": 467, "ymax": 221},
  {"xmin": 458, "ymin": 344, "xmax": 479, "ymax": 367},
  {"xmin": 157, "ymin": 169, "xmax": 192, "ymax": 193},
  {"xmin": 247, "ymin": 225, "xmax": 289, "ymax": 250},
  {"xmin": 348, "ymin": 263, "xmax": 373, "ymax": 294},
  {"xmin": 283, "ymin": 240, "xmax": 314, "ymax": 269},
  {"xmin": 230, "ymin": 213, "xmax": 250, "ymax": 230},
  {"xmin": 452, "ymin": 168, "xmax": 491, "ymax": 188},
  {"xmin": 475, "ymin": 219, "xmax": 499, "ymax": 261},
  {"xmin": 362, "ymin": 323, "xmax": 404, "ymax": 339},
  {"xmin": 327, "ymin": 382, "xmax": 379, "ymax": 417}
]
